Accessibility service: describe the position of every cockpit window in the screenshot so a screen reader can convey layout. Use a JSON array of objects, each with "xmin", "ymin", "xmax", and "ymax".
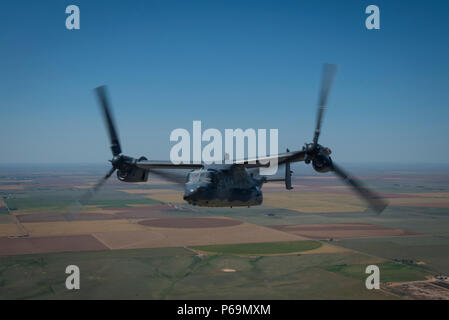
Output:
[
  {"xmin": 187, "ymin": 172, "xmax": 199, "ymax": 182},
  {"xmin": 187, "ymin": 171, "xmax": 216, "ymax": 183},
  {"xmin": 200, "ymin": 172, "xmax": 212, "ymax": 182}
]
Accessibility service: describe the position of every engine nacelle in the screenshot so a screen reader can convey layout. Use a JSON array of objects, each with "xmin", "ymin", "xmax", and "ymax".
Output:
[
  {"xmin": 115, "ymin": 155, "xmax": 149, "ymax": 182},
  {"xmin": 117, "ymin": 165, "xmax": 149, "ymax": 182},
  {"xmin": 312, "ymin": 155, "xmax": 333, "ymax": 173}
]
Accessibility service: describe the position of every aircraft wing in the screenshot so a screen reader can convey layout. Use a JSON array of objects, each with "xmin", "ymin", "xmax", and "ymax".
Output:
[
  {"xmin": 135, "ymin": 150, "xmax": 306, "ymax": 170},
  {"xmin": 235, "ymin": 150, "xmax": 306, "ymax": 168},
  {"xmin": 135, "ymin": 160, "xmax": 204, "ymax": 170}
]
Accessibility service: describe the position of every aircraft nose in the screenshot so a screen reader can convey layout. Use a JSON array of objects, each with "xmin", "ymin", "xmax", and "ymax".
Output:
[
  {"xmin": 183, "ymin": 193, "xmax": 191, "ymax": 201},
  {"xmin": 183, "ymin": 186, "xmax": 206, "ymax": 201},
  {"xmin": 183, "ymin": 187, "xmax": 196, "ymax": 201}
]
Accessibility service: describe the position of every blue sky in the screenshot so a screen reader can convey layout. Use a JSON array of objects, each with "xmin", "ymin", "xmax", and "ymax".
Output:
[{"xmin": 0, "ymin": 0, "xmax": 448, "ymax": 164}]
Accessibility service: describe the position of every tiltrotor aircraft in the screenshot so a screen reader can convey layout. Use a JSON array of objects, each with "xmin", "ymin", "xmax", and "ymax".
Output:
[{"xmin": 87, "ymin": 64, "xmax": 387, "ymax": 213}]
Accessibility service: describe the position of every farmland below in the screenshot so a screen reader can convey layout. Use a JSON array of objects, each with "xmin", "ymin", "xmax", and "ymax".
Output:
[{"xmin": 1, "ymin": 164, "xmax": 449, "ymax": 299}]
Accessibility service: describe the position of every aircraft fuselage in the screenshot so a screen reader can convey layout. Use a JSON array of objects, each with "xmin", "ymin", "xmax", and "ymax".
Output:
[{"xmin": 183, "ymin": 165, "xmax": 264, "ymax": 207}]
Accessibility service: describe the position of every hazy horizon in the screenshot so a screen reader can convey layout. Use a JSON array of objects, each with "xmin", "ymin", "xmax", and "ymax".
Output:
[{"xmin": 2, "ymin": 162, "xmax": 449, "ymax": 173}]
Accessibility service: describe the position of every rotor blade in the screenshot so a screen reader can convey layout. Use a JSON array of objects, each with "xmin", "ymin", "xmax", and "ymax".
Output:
[
  {"xmin": 331, "ymin": 162, "xmax": 388, "ymax": 214},
  {"xmin": 79, "ymin": 167, "xmax": 116, "ymax": 204},
  {"xmin": 149, "ymin": 169, "xmax": 187, "ymax": 186},
  {"xmin": 65, "ymin": 167, "xmax": 116, "ymax": 221},
  {"xmin": 95, "ymin": 86, "xmax": 122, "ymax": 156},
  {"xmin": 313, "ymin": 63, "xmax": 338, "ymax": 146}
]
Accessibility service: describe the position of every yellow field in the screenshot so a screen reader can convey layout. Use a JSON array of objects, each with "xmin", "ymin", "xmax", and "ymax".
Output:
[
  {"xmin": 143, "ymin": 193, "xmax": 183, "ymax": 203},
  {"xmin": 263, "ymin": 191, "xmax": 366, "ymax": 213},
  {"xmin": 401, "ymin": 192, "xmax": 449, "ymax": 198},
  {"xmin": 0, "ymin": 185, "xmax": 24, "ymax": 190},
  {"xmin": 0, "ymin": 223, "xmax": 24, "ymax": 237},
  {"xmin": 120, "ymin": 189, "xmax": 178, "ymax": 195},
  {"xmin": 388, "ymin": 197, "xmax": 449, "ymax": 207},
  {"xmin": 92, "ymin": 222, "xmax": 306, "ymax": 250},
  {"xmin": 120, "ymin": 188, "xmax": 184, "ymax": 203},
  {"xmin": 298, "ymin": 243, "xmax": 351, "ymax": 255},
  {"xmin": 79, "ymin": 206, "xmax": 125, "ymax": 214},
  {"xmin": 18, "ymin": 215, "xmax": 307, "ymax": 251},
  {"xmin": 22, "ymin": 219, "xmax": 148, "ymax": 237}
]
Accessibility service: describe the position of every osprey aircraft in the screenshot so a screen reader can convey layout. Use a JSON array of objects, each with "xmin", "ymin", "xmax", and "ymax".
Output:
[{"xmin": 87, "ymin": 64, "xmax": 387, "ymax": 213}]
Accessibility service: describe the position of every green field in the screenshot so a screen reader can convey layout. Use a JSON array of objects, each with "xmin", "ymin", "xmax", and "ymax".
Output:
[
  {"xmin": 324, "ymin": 261, "xmax": 429, "ymax": 283},
  {"xmin": 335, "ymin": 236, "xmax": 449, "ymax": 274},
  {"xmin": 190, "ymin": 240, "xmax": 322, "ymax": 255},
  {"xmin": 0, "ymin": 246, "xmax": 407, "ymax": 299}
]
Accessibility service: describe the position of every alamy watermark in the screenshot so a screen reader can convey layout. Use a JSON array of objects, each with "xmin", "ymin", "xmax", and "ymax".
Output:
[
  {"xmin": 64, "ymin": 4, "xmax": 380, "ymax": 31},
  {"xmin": 170, "ymin": 121, "xmax": 279, "ymax": 175},
  {"xmin": 365, "ymin": 5, "xmax": 380, "ymax": 30},
  {"xmin": 365, "ymin": 265, "xmax": 380, "ymax": 290},
  {"xmin": 65, "ymin": 5, "xmax": 80, "ymax": 30},
  {"xmin": 65, "ymin": 265, "xmax": 80, "ymax": 290}
]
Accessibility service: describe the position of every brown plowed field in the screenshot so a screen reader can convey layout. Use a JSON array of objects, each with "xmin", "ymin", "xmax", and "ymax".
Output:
[
  {"xmin": 0, "ymin": 234, "xmax": 108, "ymax": 256},
  {"xmin": 138, "ymin": 217, "xmax": 243, "ymax": 228},
  {"xmin": 93, "ymin": 222, "xmax": 305, "ymax": 250}
]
